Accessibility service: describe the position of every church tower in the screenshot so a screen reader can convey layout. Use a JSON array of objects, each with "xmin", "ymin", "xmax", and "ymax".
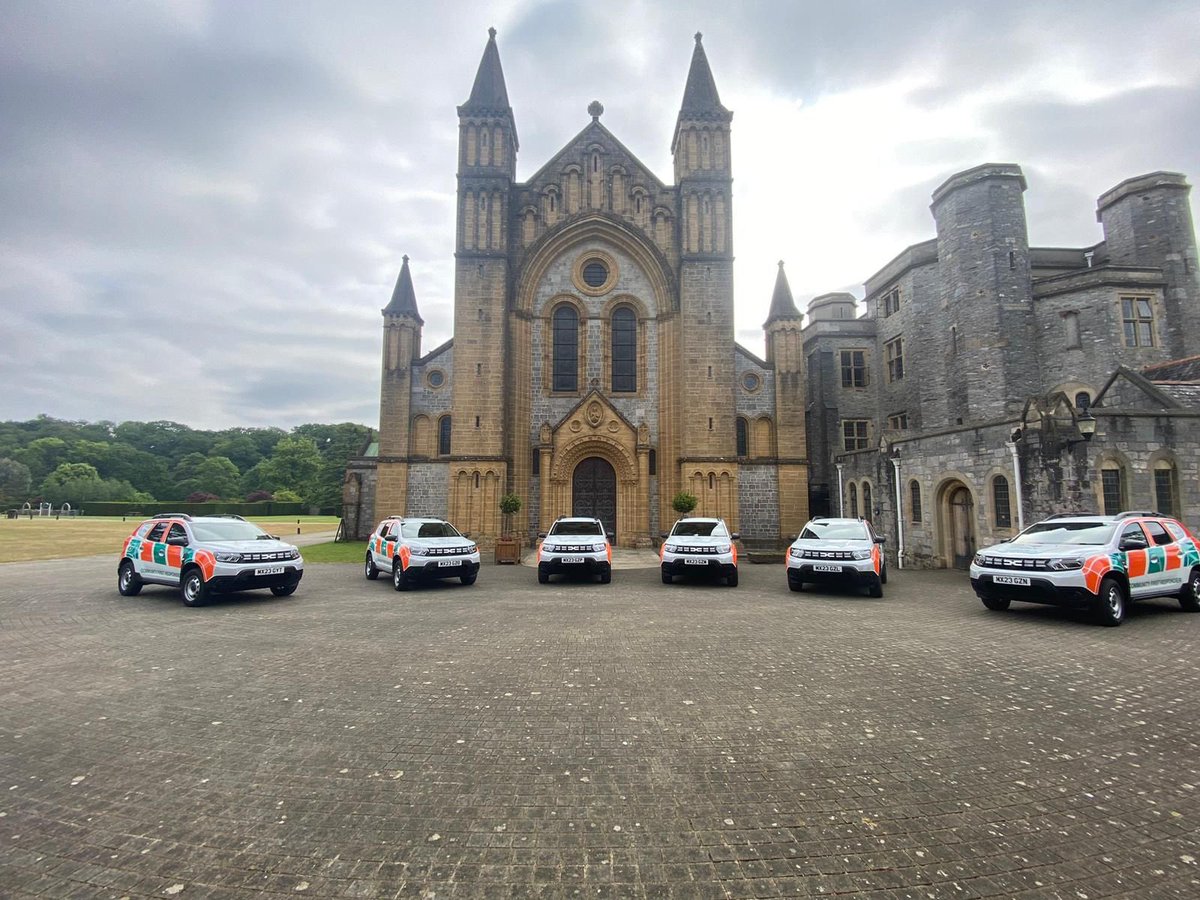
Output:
[
  {"xmin": 447, "ymin": 28, "xmax": 518, "ymax": 540},
  {"xmin": 669, "ymin": 33, "xmax": 739, "ymax": 525},
  {"xmin": 763, "ymin": 261, "xmax": 810, "ymax": 537},
  {"xmin": 375, "ymin": 256, "xmax": 424, "ymax": 518}
]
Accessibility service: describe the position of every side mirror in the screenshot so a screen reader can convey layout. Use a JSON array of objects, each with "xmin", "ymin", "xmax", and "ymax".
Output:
[
  {"xmin": 786, "ymin": 534, "xmax": 797, "ymax": 543},
  {"xmin": 166, "ymin": 536, "xmax": 189, "ymax": 547},
  {"xmin": 1120, "ymin": 537, "xmax": 1148, "ymax": 552},
  {"xmin": 660, "ymin": 531, "xmax": 669, "ymax": 539},
  {"xmin": 462, "ymin": 532, "xmax": 471, "ymax": 539},
  {"xmin": 874, "ymin": 536, "xmax": 886, "ymax": 544},
  {"xmin": 606, "ymin": 532, "xmax": 615, "ymax": 542},
  {"xmin": 730, "ymin": 532, "xmax": 741, "ymax": 541},
  {"xmin": 537, "ymin": 532, "xmax": 547, "ymax": 539}
]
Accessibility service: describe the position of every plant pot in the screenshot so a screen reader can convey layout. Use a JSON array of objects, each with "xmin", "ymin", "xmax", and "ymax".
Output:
[{"xmin": 494, "ymin": 536, "xmax": 521, "ymax": 565}]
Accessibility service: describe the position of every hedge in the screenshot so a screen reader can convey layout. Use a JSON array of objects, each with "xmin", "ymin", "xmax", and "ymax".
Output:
[{"xmin": 79, "ymin": 501, "xmax": 308, "ymax": 518}]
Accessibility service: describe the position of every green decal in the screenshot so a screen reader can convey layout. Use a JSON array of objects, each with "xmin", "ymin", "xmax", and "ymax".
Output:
[
  {"xmin": 153, "ymin": 542, "xmax": 167, "ymax": 565},
  {"xmin": 1148, "ymin": 546, "xmax": 1166, "ymax": 574}
]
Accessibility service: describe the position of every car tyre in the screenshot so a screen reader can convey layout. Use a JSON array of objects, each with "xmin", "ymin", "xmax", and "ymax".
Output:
[
  {"xmin": 980, "ymin": 594, "xmax": 1011, "ymax": 611},
  {"xmin": 867, "ymin": 578, "xmax": 883, "ymax": 598},
  {"xmin": 726, "ymin": 569, "xmax": 738, "ymax": 587},
  {"xmin": 270, "ymin": 584, "xmax": 297, "ymax": 597},
  {"xmin": 460, "ymin": 572, "xmax": 477, "ymax": 586},
  {"xmin": 661, "ymin": 568, "xmax": 672, "ymax": 585},
  {"xmin": 1179, "ymin": 568, "xmax": 1200, "ymax": 612},
  {"xmin": 789, "ymin": 578, "xmax": 804, "ymax": 593},
  {"xmin": 181, "ymin": 569, "xmax": 209, "ymax": 607},
  {"xmin": 117, "ymin": 560, "xmax": 143, "ymax": 597},
  {"xmin": 599, "ymin": 568, "xmax": 611, "ymax": 584},
  {"xmin": 392, "ymin": 562, "xmax": 410, "ymax": 592},
  {"xmin": 365, "ymin": 552, "xmax": 379, "ymax": 580},
  {"xmin": 1096, "ymin": 577, "xmax": 1126, "ymax": 626},
  {"xmin": 538, "ymin": 566, "xmax": 550, "ymax": 584},
  {"xmin": 880, "ymin": 564, "xmax": 888, "ymax": 585}
]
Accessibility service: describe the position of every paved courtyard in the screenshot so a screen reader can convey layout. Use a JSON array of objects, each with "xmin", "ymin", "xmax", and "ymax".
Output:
[{"xmin": 2, "ymin": 554, "xmax": 1200, "ymax": 899}]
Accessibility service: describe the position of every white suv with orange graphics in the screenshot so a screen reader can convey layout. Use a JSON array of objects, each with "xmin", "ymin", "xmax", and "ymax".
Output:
[
  {"xmin": 660, "ymin": 517, "xmax": 739, "ymax": 586},
  {"xmin": 786, "ymin": 517, "xmax": 886, "ymax": 597},
  {"xmin": 117, "ymin": 514, "xmax": 304, "ymax": 606},
  {"xmin": 365, "ymin": 516, "xmax": 480, "ymax": 591},
  {"xmin": 536, "ymin": 517, "xmax": 612, "ymax": 584},
  {"xmin": 970, "ymin": 511, "xmax": 1200, "ymax": 626}
]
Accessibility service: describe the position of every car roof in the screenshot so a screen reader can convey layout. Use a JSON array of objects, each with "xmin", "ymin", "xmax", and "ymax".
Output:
[
  {"xmin": 803, "ymin": 517, "xmax": 869, "ymax": 525},
  {"xmin": 1037, "ymin": 511, "xmax": 1172, "ymax": 523},
  {"xmin": 554, "ymin": 516, "xmax": 601, "ymax": 522},
  {"xmin": 676, "ymin": 516, "xmax": 722, "ymax": 523}
]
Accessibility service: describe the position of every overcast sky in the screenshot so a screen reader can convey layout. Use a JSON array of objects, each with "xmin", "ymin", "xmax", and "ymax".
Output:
[{"xmin": 3, "ymin": 0, "xmax": 1199, "ymax": 431}]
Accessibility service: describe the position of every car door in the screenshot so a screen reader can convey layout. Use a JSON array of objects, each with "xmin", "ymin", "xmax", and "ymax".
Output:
[
  {"xmin": 370, "ymin": 522, "xmax": 393, "ymax": 572},
  {"xmin": 1142, "ymin": 519, "xmax": 1181, "ymax": 596},
  {"xmin": 1119, "ymin": 522, "xmax": 1154, "ymax": 597},
  {"xmin": 164, "ymin": 521, "xmax": 189, "ymax": 584},
  {"xmin": 141, "ymin": 521, "xmax": 169, "ymax": 581}
]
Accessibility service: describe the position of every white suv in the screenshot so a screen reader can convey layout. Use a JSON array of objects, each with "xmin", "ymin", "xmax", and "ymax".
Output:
[
  {"xmin": 786, "ymin": 517, "xmax": 886, "ymax": 597},
  {"xmin": 365, "ymin": 516, "xmax": 480, "ymax": 591},
  {"xmin": 970, "ymin": 511, "xmax": 1200, "ymax": 626},
  {"xmin": 660, "ymin": 517, "xmax": 739, "ymax": 586},
  {"xmin": 537, "ymin": 517, "xmax": 612, "ymax": 584},
  {"xmin": 117, "ymin": 514, "xmax": 304, "ymax": 607}
]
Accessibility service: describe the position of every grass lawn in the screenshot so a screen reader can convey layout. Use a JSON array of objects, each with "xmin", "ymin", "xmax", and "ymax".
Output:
[
  {"xmin": 301, "ymin": 541, "xmax": 368, "ymax": 563},
  {"xmin": 0, "ymin": 515, "xmax": 341, "ymax": 564}
]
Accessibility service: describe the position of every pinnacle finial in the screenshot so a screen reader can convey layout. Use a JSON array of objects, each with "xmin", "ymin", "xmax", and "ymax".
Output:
[
  {"xmin": 588, "ymin": 100, "xmax": 604, "ymax": 120},
  {"xmin": 695, "ymin": 31, "xmax": 702, "ymax": 44},
  {"xmin": 488, "ymin": 26, "xmax": 496, "ymax": 39},
  {"xmin": 778, "ymin": 259, "xmax": 785, "ymax": 268},
  {"xmin": 402, "ymin": 254, "xmax": 409, "ymax": 264}
]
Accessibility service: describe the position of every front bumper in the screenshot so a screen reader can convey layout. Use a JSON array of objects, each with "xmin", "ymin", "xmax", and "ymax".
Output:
[
  {"xmin": 970, "ymin": 573, "xmax": 1096, "ymax": 608},
  {"xmin": 404, "ymin": 557, "xmax": 481, "ymax": 580},
  {"xmin": 208, "ymin": 565, "xmax": 304, "ymax": 594},
  {"xmin": 539, "ymin": 555, "xmax": 610, "ymax": 576},
  {"xmin": 661, "ymin": 556, "xmax": 736, "ymax": 578},
  {"xmin": 788, "ymin": 561, "xmax": 878, "ymax": 588}
]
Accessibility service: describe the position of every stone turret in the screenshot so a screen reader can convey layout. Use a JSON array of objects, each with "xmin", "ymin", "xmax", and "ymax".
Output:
[{"xmin": 376, "ymin": 255, "xmax": 424, "ymax": 518}]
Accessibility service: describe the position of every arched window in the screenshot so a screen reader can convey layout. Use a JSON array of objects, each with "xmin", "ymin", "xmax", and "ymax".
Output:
[
  {"xmin": 909, "ymin": 480, "xmax": 922, "ymax": 524},
  {"xmin": 552, "ymin": 305, "xmax": 579, "ymax": 392},
  {"xmin": 862, "ymin": 483, "xmax": 873, "ymax": 520},
  {"xmin": 1074, "ymin": 391, "xmax": 1091, "ymax": 411},
  {"xmin": 736, "ymin": 417, "xmax": 749, "ymax": 457},
  {"xmin": 1154, "ymin": 459, "xmax": 1178, "ymax": 517},
  {"xmin": 849, "ymin": 483, "xmax": 859, "ymax": 518},
  {"xmin": 611, "ymin": 307, "xmax": 637, "ymax": 392},
  {"xmin": 1100, "ymin": 459, "xmax": 1127, "ymax": 515},
  {"xmin": 708, "ymin": 473, "xmax": 715, "ymax": 491},
  {"xmin": 992, "ymin": 475, "xmax": 1012, "ymax": 528},
  {"xmin": 438, "ymin": 416, "xmax": 451, "ymax": 456},
  {"xmin": 648, "ymin": 449, "xmax": 657, "ymax": 475}
]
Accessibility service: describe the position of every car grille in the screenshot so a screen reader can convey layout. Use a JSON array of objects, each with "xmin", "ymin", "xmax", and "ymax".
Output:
[
  {"xmin": 977, "ymin": 555, "xmax": 1050, "ymax": 571},
  {"xmin": 798, "ymin": 549, "xmax": 857, "ymax": 561},
  {"xmin": 552, "ymin": 543, "xmax": 598, "ymax": 553},
  {"xmin": 423, "ymin": 546, "xmax": 471, "ymax": 556},
  {"xmin": 240, "ymin": 550, "xmax": 297, "ymax": 563},
  {"xmin": 673, "ymin": 545, "xmax": 720, "ymax": 554}
]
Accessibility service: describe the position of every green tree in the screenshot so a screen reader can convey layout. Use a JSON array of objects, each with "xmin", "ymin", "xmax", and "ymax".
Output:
[
  {"xmin": 260, "ymin": 436, "xmax": 322, "ymax": 502},
  {"xmin": 0, "ymin": 458, "xmax": 32, "ymax": 505},
  {"xmin": 671, "ymin": 491, "xmax": 698, "ymax": 516},
  {"xmin": 190, "ymin": 456, "xmax": 241, "ymax": 499},
  {"xmin": 13, "ymin": 436, "xmax": 69, "ymax": 482}
]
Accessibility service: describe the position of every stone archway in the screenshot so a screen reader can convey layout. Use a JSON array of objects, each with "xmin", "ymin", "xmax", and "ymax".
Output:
[{"xmin": 572, "ymin": 457, "xmax": 617, "ymax": 540}]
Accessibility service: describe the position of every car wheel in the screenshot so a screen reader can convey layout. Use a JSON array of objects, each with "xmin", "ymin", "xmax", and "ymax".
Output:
[
  {"xmin": 117, "ymin": 560, "xmax": 143, "ymax": 596},
  {"xmin": 661, "ymin": 568, "xmax": 672, "ymax": 585},
  {"xmin": 726, "ymin": 569, "xmax": 738, "ymax": 587},
  {"xmin": 392, "ymin": 561, "xmax": 410, "ymax": 592},
  {"xmin": 880, "ymin": 564, "xmax": 888, "ymax": 585},
  {"xmin": 365, "ymin": 552, "xmax": 379, "ymax": 580},
  {"xmin": 599, "ymin": 568, "xmax": 611, "ymax": 584},
  {"xmin": 270, "ymin": 584, "xmax": 297, "ymax": 597},
  {"xmin": 1179, "ymin": 568, "xmax": 1200, "ymax": 612},
  {"xmin": 789, "ymin": 578, "xmax": 804, "ymax": 593},
  {"xmin": 980, "ymin": 594, "xmax": 1010, "ymax": 611},
  {"xmin": 867, "ymin": 578, "xmax": 883, "ymax": 598},
  {"xmin": 460, "ymin": 573, "xmax": 477, "ymax": 586},
  {"xmin": 1096, "ymin": 577, "xmax": 1126, "ymax": 626},
  {"xmin": 181, "ymin": 569, "xmax": 209, "ymax": 607}
]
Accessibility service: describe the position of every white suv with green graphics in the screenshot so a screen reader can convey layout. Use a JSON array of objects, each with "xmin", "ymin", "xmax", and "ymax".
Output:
[{"xmin": 365, "ymin": 516, "xmax": 480, "ymax": 591}]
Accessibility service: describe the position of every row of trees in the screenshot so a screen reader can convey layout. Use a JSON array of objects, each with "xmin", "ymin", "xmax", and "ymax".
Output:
[{"xmin": 0, "ymin": 416, "xmax": 373, "ymax": 510}]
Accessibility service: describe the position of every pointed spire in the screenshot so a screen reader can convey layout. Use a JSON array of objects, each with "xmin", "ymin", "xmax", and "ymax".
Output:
[
  {"xmin": 462, "ymin": 26, "xmax": 511, "ymax": 113},
  {"xmin": 384, "ymin": 255, "xmax": 423, "ymax": 323},
  {"xmin": 679, "ymin": 32, "xmax": 728, "ymax": 116},
  {"xmin": 764, "ymin": 261, "xmax": 802, "ymax": 326}
]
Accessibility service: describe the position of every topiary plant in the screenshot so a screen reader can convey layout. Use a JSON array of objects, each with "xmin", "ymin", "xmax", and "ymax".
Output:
[
  {"xmin": 499, "ymin": 493, "xmax": 522, "ymax": 537},
  {"xmin": 671, "ymin": 491, "xmax": 698, "ymax": 516}
]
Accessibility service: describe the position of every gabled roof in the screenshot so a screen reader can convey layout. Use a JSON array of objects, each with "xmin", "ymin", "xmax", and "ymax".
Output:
[
  {"xmin": 383, "ymin": 255, "xmax": 423, "ymax": 323},
  {"xmin": 1094, "ymin": 366, "xmax": 1186, "ymax": 410},
  {"xmin": 521, "ymin": 117, "xmax": 665, "ymax": 191},
  {"xmin": 763, "ymin": 261, "xmax": 802, "ymax": 326}
]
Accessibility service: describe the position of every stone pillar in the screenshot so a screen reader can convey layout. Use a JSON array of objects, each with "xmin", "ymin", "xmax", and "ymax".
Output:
[{"xmin": 539, "ymin": 446, "xmax": 553, "ymax": 535}]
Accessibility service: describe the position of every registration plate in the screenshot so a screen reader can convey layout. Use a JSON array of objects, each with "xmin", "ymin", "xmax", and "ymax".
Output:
[
  {"xmin": 255, "ymin": 566, "xmax": 284, "ymax": 576},
  {"xmin": 437, "ymin": 559, "xmax": 459, "ymax": 567},
  {"xmin": 993, "ymin": 575, "xmax": 1030, "ymax": 586},
  {"xmin": 813, "ymin": 564, "xmax": 842, "ymax": 573},
  {"xmin": 561, "ymin": 556, "xmax": 585, "ymax": 565},
  {"xmin": 684, "ymin": 557, "xmax": 708, "ymax": 565}
]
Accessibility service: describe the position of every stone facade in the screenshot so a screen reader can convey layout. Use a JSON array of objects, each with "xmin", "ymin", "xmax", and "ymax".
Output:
[
  {"xmin": 808, "ymin": 165, "xmax": 1200, "ymax": 569},
  {"xmin": 345, "ymin": 31, "xmax": 809, "ymax": 546}
]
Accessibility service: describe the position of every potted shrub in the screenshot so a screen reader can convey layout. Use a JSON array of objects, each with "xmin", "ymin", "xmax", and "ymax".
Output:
[
  {"xmin": 495, "ymin": 493, "xmax": 522, "ymax": 564},
  {"xmin": 671, "ymin": 491, "xmax": 698, "ymax": 517}
]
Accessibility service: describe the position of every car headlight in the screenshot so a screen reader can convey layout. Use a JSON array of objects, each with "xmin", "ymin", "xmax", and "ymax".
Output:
[
  {"xmin": 215, "ymin": 552, "xmax": 242, "ymax": 562},
  {"xmin": 287, "ymin": 549, "xmax": 300, "ymax": 560},
  {"xmin": 467, "ymin": 544, "xmax": 478, "ymax": 554},
  {"xmin": 665, "ymin": 543, "xmax": 680, "ymax": 553},
  {"xmin": 1048, "ymin": 557, "xmax": 1084, "ymax": 571},
  {"xmin": 592, "ymin": 543, "xmax": 607, "ymax": 553},
  {"xmin": 715, "ymin": 543, "xmax": 731, "ymax": 554},
  {"xmin": 973, "ymin": 553, "xmax": 985, "ymax": 567},
  {"xmin": 789, "ymin": 546, "xmax": 804, "ymax": 558},
  {"xmin": 852, "ymin": 549, "xmax": 872, "ymax": 560}
]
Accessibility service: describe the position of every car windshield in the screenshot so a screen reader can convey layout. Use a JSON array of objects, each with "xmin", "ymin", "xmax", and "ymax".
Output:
[
  {"xmin": 672, "ymin": 521, "xmax": 722, "ymax": 537},
  {"xmin": 1011, "ymin": 521, "xmax": 1116, "ymax": 545},
  {"xmin": 551, "ymin": 521, "xmax": 603, "ymax": 536},
  {"xmin": 402, "ymin": 521, "xmax": 460, "ymax": 539},
  {"xmin": 800, "ymin": 521, "xmax": 868, "ymax": 541},
  {"xmin": 190, "ymin": 520, "xmax": 270, "ymax": 542}
]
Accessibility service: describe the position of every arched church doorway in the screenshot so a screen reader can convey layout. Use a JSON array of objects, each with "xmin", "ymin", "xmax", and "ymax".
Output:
[
  {"xmin": 946, "ymin": 484, "xmax": 975, "ymax": 569},
  {"xmin": 573, "ymin": 457, "xmax": 616, "ymax": 541}
]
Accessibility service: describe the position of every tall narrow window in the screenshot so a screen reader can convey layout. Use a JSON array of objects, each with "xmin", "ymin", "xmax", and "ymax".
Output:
[
  {"xmin": 531, "ymin": 448, "xmax": 540, "ymax": 476},
  {"xmin": 840, "ymin": 350, "xmax": 868, "ymax": 388},
  {"xmin": 552, "ymin": 305, "xmax": 579, "ymax": 392},
  {"xmin": 1121, "ymin": 296, "xmax": 1155, "ymax": 347},
  {"xmin": 909, "ymin": 480, "xmax": 922, "ymax": 524},
  {"xmin": 885, "ymin": 337, "xmax": 904, "ymax": 382},
  {"xmin": 1064, "ymin": 311, "xmax": 1081, "ymax": 349},
  {"xmin": 611, "ymin": 307, "xmax": 637, "ymax": 392},
  {"xmin": 992, "ymin": 476, "xmax": 1012, "ymax": 528},
  {"xmin": 438, "ymin": 416, "xmax": 451, "ymax": 456},
  {"xmin": 736, "ymin": 417, "xmax": 749, "ymax": 457},
  {"xmin": 862, "ymin": 483, "xmax": 873, "ymax": 519},
  {"xmin": 1154, "ymin": 460, "xmax": 1178, "ymax": 517},
  {"xmin": 849, "ymin": 483, "xmax": 859, "ymax": 518},
  {"xmin": 1101, "ymin": 461, "xmax": 1126, "ymax": 515}
]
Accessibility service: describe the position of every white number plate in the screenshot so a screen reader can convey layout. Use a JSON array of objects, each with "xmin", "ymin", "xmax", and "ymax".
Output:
[
  {"xmin": 255, "ymin": 566, "xmax": 284, "ymax": 576},
  {"xmin": 561, "ymin": 556, "xmax": 585, "ymax": 565},
  {"xmin": 437, "ymin": 559, "xmax": 459, "ymax": 567},
  {"xmin": 684, "ymin": 557, "xmax": 708, "ymax": 565},
  {"xmin": 813, "ymin": 564, "xmax": 842, "ymax": 573},
  {"xmin": 994, "ymin": 575, "xmax": 1031, "ymax": 586}
]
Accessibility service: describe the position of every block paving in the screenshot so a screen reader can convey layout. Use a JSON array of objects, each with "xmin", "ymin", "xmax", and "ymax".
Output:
[{"xmin": 2, "ymin": 555, "xmax": 1200, "ymax": 898}]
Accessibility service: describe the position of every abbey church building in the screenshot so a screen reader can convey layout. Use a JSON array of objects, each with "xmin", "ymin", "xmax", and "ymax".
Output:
[{"xmin": 343, "ymin": 30, "xmax": 810, "ymax": 546}]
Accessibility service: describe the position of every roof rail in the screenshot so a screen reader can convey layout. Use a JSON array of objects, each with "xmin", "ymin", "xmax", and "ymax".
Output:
[
  {"xmin": 1116, "ymin": 510, "xmax": 1161, "ymax": 519},
  {"xmin": 152, "ymin": 512, "xmax": 193, "ymax": 520},
  {"xmin": 1043, "ymin": 512, "xmax": 1087, "ymax": 520},
  {"xmin": 209, "ymin": 514, "xmax": 247, "ymax": 520}
]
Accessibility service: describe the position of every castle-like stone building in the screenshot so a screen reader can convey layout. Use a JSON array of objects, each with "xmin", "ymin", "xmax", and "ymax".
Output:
[
  {"xmin": 344, "ymin": 31, "xmax": 809, "ymax": 546},
  {"xmin": 805, "ymin": 166, "xmax": 1200, "ymax": 568}
]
